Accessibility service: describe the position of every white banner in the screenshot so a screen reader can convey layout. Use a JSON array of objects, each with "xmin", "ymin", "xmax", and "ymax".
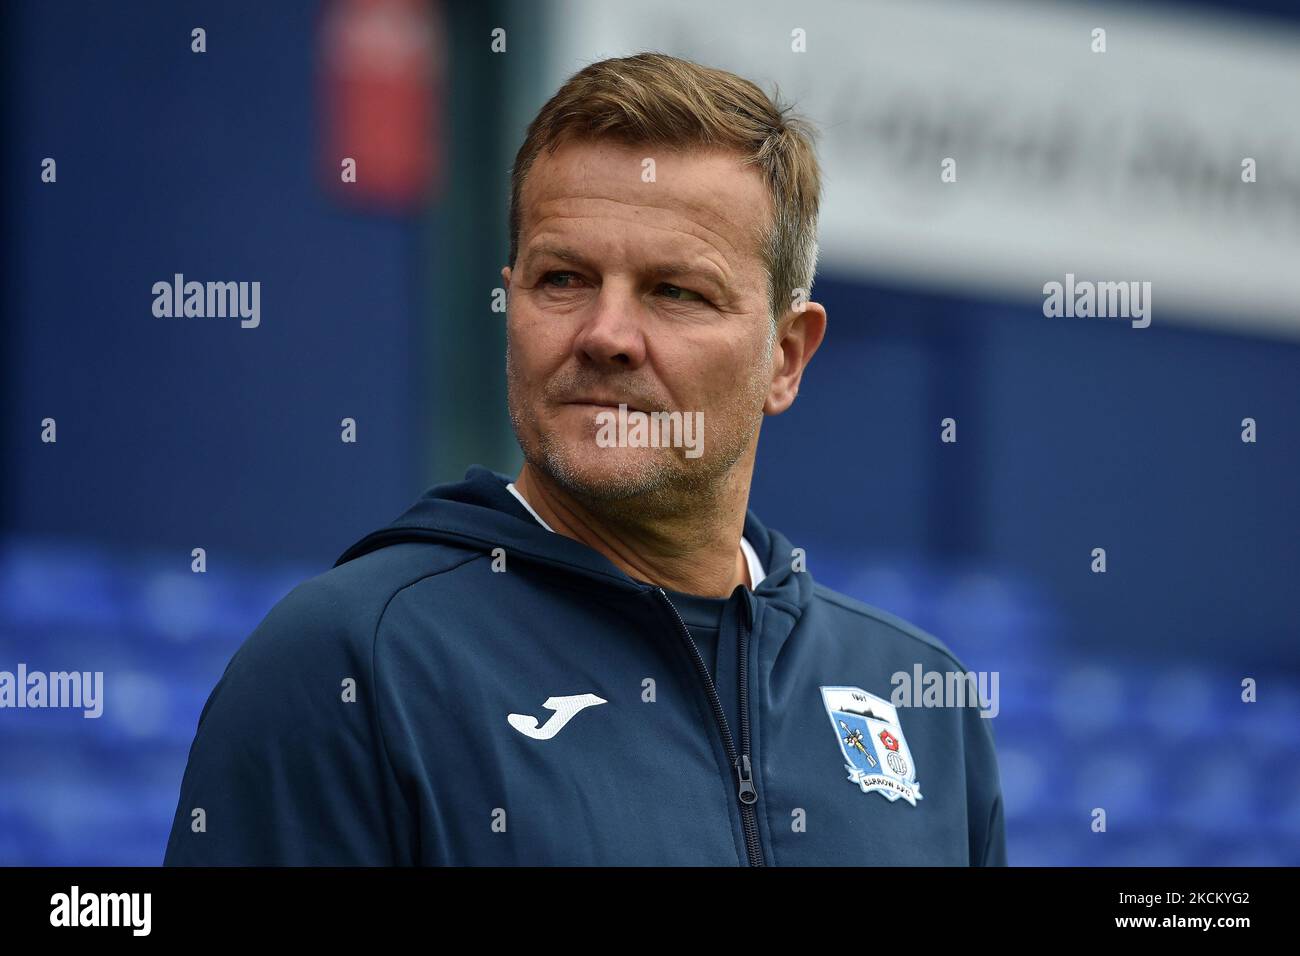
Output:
[{"xmin": 541, "ymin": 0, "xmax": 1300, "ymax": 338}]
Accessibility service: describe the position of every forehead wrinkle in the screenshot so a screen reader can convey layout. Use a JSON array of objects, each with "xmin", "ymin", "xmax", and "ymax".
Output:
[
  {"xmin": 527, "ymin": 191, "xmax": 760, "ymax": 270},
  {"xmin": 520, "ymin": 139, "xmax": 774, "ymax": 276}
]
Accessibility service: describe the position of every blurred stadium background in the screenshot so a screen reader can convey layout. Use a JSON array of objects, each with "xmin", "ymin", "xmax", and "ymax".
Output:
[{"xmin": 2, "ymin": 0, "xmax": 1298, "ymax": 865}]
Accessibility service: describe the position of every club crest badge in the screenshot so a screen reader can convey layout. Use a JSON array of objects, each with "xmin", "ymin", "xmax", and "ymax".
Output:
[{"xmin": 820, "ymin": 685, "xmax": 923, "ymax": 806}]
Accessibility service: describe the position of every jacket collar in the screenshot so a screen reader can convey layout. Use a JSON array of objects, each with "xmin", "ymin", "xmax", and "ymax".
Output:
[{"xmin": 335, "ymin": 464, "xmax": 809, "ymax": 612}]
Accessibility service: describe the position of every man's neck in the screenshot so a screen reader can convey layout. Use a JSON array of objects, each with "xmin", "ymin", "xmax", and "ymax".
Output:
[{"xmin": 512, "ymin": 462, "xmax": 753, "ymax": 598}]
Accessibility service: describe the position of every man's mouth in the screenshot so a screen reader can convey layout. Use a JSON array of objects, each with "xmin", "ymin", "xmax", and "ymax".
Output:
[{"xmin": 563, "ymin": 398, "xmax": 647, "ymax": 414}]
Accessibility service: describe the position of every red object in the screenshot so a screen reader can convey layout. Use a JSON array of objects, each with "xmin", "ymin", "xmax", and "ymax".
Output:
[
  {"xmin": 320, "ymin": 0, "xmax": 443, "ymax": 209},
  {"xmin": 878, "ymin": 730, "xmax": 899, "ymax": 751}
]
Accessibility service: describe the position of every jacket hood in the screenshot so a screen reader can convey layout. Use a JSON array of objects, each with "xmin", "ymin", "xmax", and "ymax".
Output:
[{"xmin": 334, "ymin": 465, "xmax": 810, "ymax": 609}]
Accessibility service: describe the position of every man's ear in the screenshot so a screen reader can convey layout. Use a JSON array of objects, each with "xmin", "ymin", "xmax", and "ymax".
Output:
[
  {"xmin": 763, "ymin": 301, "xmax": 827, "ymax": 416},
  {"xmin": 501, "ymin": 265, "xmax": 512, "ymax": 289}
]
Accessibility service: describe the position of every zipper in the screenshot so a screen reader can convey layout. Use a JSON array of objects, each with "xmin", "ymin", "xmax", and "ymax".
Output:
[{"xmin": 654, "ymin": 587, "xmax": 764, "ymax": 867}]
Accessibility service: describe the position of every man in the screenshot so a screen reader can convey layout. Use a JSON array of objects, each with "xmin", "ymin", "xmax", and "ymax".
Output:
[{"xmin": 165, "ymin": 52, "xmax": 1006, "ymax": 866}]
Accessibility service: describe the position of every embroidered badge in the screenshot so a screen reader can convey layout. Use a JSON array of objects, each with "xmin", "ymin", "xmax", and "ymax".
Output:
[{"xmin": 820, "ymin": 685, "xmax": 923, "ymax": 806}]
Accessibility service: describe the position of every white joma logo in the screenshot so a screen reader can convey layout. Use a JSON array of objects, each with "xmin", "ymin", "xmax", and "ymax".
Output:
[{"xmin": 508, "ymin": 694, "xmax": 607, "ymax": 740}]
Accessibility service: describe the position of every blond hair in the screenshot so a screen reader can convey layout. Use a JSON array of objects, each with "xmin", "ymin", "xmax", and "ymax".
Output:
[{"xmin": 508, "ymin": 52, "xmax": 822, "ymax": 321}]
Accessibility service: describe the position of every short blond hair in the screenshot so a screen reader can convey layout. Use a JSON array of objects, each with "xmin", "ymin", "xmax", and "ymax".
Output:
[{"xmin": 508, "ymin": 52, "xmax": 822, "ymax": 321}]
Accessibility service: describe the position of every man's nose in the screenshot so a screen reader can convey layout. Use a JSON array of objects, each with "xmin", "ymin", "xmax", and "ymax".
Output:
[{"xmin": 572, "ymin": 283, "xmax": 647, "ymax": 369}]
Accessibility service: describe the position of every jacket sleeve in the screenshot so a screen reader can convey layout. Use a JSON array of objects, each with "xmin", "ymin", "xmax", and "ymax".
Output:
[
  {"xmin": 163, "ymin": 579, "xmax": 408, "ymax": 865},
  {"xmin": 980, "ymin": 791, "xmax": 1008, "ymax": 866},
  {"xmin": 964, "ymin": 703, "xmax": 1009, "ymax": 867}
]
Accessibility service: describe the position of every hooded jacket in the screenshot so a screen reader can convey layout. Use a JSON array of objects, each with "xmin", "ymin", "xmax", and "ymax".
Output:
[{"xmin": 164, "ymin": 465, "xmax": 1006, "ymax": 866}]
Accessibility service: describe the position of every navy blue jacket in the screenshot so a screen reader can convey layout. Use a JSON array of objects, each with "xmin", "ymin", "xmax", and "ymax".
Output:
[{"xmin": 164, "ymin": 466, "xmax": 1006, "ymax": 865}]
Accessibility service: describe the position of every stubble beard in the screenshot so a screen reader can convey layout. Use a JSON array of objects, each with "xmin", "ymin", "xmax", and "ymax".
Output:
[{"xmin": 505, "ymin": 325, "xmax": 775, "ymax": 521}]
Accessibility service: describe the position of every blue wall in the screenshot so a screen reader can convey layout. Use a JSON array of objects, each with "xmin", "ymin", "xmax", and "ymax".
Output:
[
  {"xmin": 3, "ymin": 0, "xmax": 428, "ymax": 565},
  {"xmin": 753, "ymin": 277, "xmax": 1300, "ymax": 662}
]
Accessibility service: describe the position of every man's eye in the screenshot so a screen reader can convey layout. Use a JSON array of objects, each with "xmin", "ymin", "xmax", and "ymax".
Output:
[
  {"xmin": 542, "ymin": 271, "xmax": 583, "ymax": 288},
  {"xmin": 657, "ymin": 283, "xmax": 706, "ymax": 302}
]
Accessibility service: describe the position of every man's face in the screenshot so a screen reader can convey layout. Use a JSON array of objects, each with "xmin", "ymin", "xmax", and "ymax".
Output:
[{"xmin": 504, "ymin": 138, "xmax": 779, "ymax": 505}]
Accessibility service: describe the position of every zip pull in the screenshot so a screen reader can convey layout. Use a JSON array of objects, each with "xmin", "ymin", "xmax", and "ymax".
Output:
[{"xmin": 734, "ymin": 753, "xmax": 758, "ymax": 805}]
